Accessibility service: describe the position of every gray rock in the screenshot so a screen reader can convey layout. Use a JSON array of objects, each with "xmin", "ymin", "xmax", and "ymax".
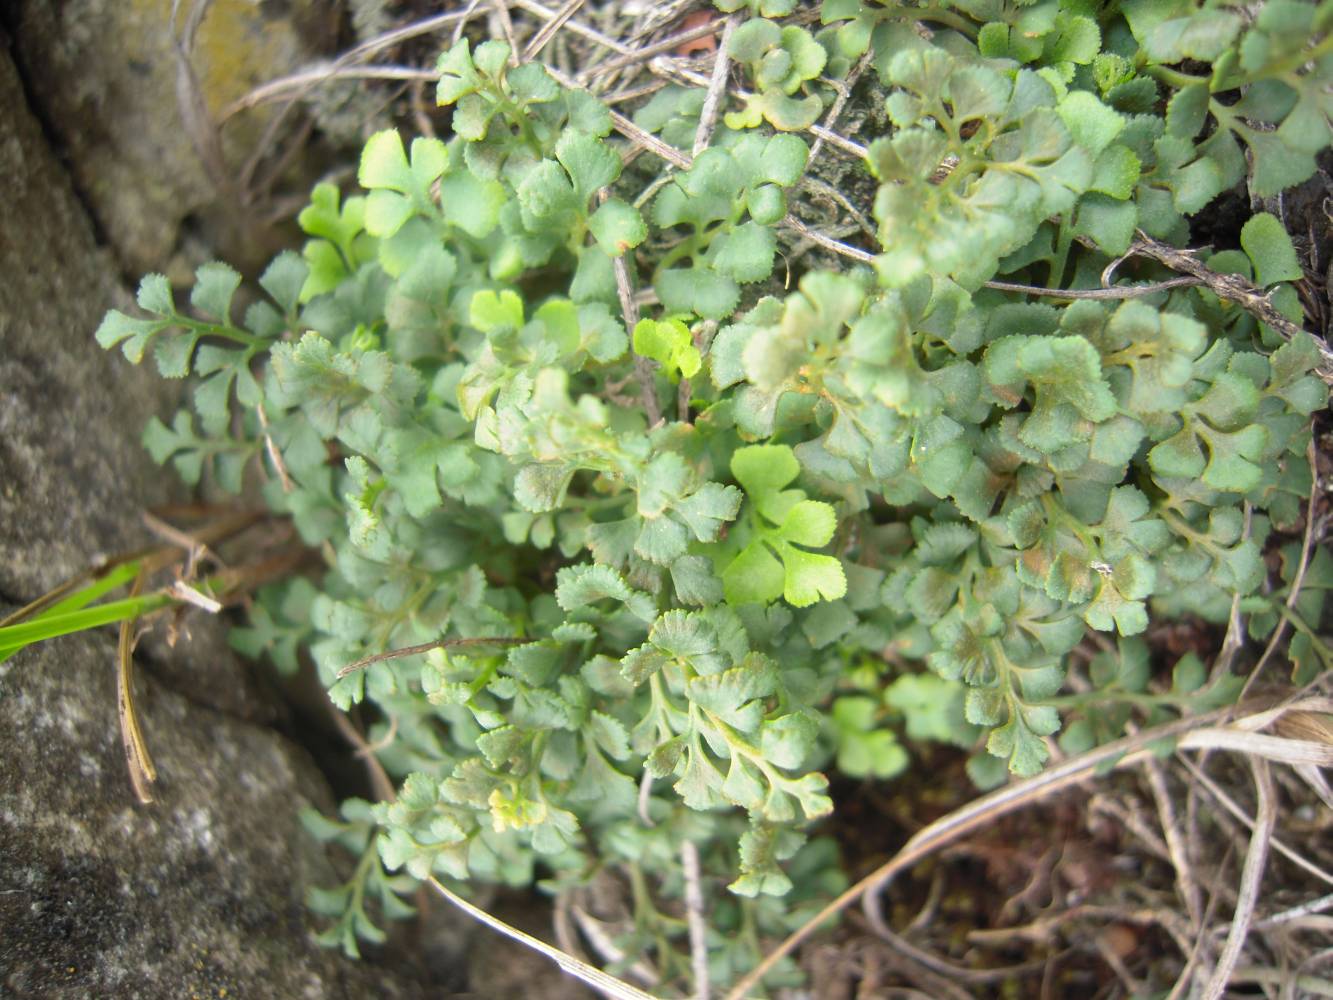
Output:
[
  {"xmin": 0, "ymin": 34, "xmax": 265, "ymax": 721},
  {"xmin": 0, "ymin": 628, "xmax": 428, "ymax": 1000},
  {"xmin": 5, "ymin": 0, "xmax": 339, "ymax": 278},
  {"xmin": 0, "ymin": 16, "xmax": 588, "ymax": 997},
  {"xmin": 0, "ymin": 35, "xmax": 438, "ymax": 1000}
]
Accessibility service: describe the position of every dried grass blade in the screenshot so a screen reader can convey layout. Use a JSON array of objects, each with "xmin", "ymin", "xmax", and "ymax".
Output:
[
  {"xmin": 117, "ymin": 572, "xmax": 156, "ymax": 805},
  {"xmin": 1198, "ymin": 758, "xmax": 1275, "ymax": 1000},
  {"xmin": 426, "ymin": 876, "xmax": 658, "ymax": 1000},
  {"xmin": 1177, "ymin": 729, "xmax": 1333, "ymax": 766}
]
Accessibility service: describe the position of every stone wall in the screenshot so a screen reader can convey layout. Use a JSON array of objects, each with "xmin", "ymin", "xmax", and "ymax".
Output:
[
  {"xmin": 5, "ymin": 0, "xmax": 340, "ymax": 279},
  {"xmin": 0, "ymin": 30, "xmax": 438, "ymax": 999}
]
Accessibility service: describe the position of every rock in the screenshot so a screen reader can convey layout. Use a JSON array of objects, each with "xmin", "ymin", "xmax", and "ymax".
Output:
[
  {"xmin": 0, "ymin": 36, "xmax": 438, "ymax": 1000},
  {"xmin": 0, "ymin": 628, "xmax": 427, "ymax": 1000},
  {"xmin": 0, "ymin": 18, "xmax": 584, "ymax": 999},
  {"xmin": 5, "ymin": 0, "xmax": 340, "ymax": 278},
  {"xmin": 0, "ymin": 34, "xmax": 267, "ymax": 721}
]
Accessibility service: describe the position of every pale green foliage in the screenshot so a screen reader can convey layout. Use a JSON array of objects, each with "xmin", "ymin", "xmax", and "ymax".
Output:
[
  {"xmin": 98, "ymin": 0, "xmax": 1329, "ymax": 991},
  {"xmin": 725, "ymin": 19, "xmax": 828, "ymax": 130}
]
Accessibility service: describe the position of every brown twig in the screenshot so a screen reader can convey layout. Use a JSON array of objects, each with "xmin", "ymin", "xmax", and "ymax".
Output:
[
  {"xmin": 235, "ymin": 65, "xmax": 437, "ymax": 109},
  {"xmin": 612, "ymin": 253, "xmax": 663, "ymax": 427},
  {"xmin": 636, "ymin": 771, "xmax": 655, "ymax": 827},
  {"xmin": 781, "ymin": 215, "xmax": 875, "ymax": 263},
  {"xmin": 692, "ymin": 15, "xmax": 738, "ymax": 158},
  {"xmin": 166, "ymin": 580, "xmax": 223, "ymax": 613},
  {"xmin": 808, "ymin": 50, "xmax": 873, "ymax": 171},
  {"xmin": 1143, "ymin": 756, "xmax": 1203, "ymax": 928},
  {"xmin": 966, "ymin": 903, "xmax": 1194, "ymax": 950},
  {"xmin": 1125, "ymin": 232, "xmax": 1333, "ymax": 374},
  {"xmin": 140, "ymin": 511, "xmax": 217, "ymax": 579},
  {"xmin": 647, "ymin": 57, "xmax": 868, "ymax": 160},
  {"xmin": 1177, "ymin": 752, "xmax": 1333, "ymax": 886},
  {"xmin": 801, "ymin": 175, "xmax": 878, "ymax": 241},
  {"xmin": 862, "ymin": 911, "xmax": 1048, "ymax": 986},
  {"xmin": 222, "ymin": 11, "xmax": 470, "ymax": 120},
  {"xmin": 337, "ymin": 636, "xmax": 532, "ymax": 678},
  {"xmin": 245, "ymin": 113, "xmax": 317, "ymax": 205},
  {"xmin": 981, "ymin": 277, "xmax": 1204, "ymax": 299},
  {"xmin": 545, "ymin": 64, "xmax": 696, "ymax": 170},
  {"xmin": 0, "ymin": 510, "xmax": 265, "ymax": 629},
  {"xmin": 514, "ymin": 0, "xmax": 634, "ymax": 65},
  {"xmin": 602, "ymin": 78, "xmax": 671, "ymax": 105},
  {"xmin": 1089, "ymin": 793, "xmax": 1173, "ymax": 864},
  {"xmin": 568, "ymin": 905, "xmax": 661, "ymax": 987},
  {"xmin": 170, "ymin": 0, "xmax": 236, "ymax": 201},
  {"xmin": 807, "ymin": 123, "xmax": 870, "ymax": 160},
  {"xmin": 326, "ymin": 705, "xmax": 398, "ymax": 804},
  {"xmin": 1253, "ymin": 890, "xmax": 1333, "ymax": 930},
  {"xmin": 492, "ymin": 0, "xmax": 522, "ymax": 66},
  {"xmin": 255, "ymin": 404, "xmax": 295, "ymax": 494},
  {"xmin": 608, "ymin": 106, "xmax": 694, "ymax": 170},
  {"xmin": 1095, "ymin": 932, "xmax": 1147, "ymax": 996},
  {"xmin": 452, "ymin": 0, "xmax": 487, "ymax": 44},
  {"xmin": 522, "ymin": 0, "xmax": 587, "ymax": 62},
  {"xmin": 1164, "ymin": 864, "xmax": 1231, "ymax": 1000},
  {"xmin": 585, "ymin": 16, "xmax": 725, "ymax": 79}
]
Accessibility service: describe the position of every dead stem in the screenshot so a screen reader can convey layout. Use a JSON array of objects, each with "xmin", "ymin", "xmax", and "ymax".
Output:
[
  {"xmin": 801, "ymin": 175, "xmax": 878, "ymax": 241},
  {"xmin": 1253, "ymin": 890, "xmax": 1333, "ymax": 930},
  {"xmin": 1199, "ymin": 758, "xmax": 1275, "ymax": 1000},
  {"xmin": 117, "ymin": 571, "xmax": 157, "ymax": 805},
  {"xmin": 1126, "ymin": 232, "xmax": 1333, "ymax": 377},
  {"xmin": 337, "ymin": 636, "xmax": 533, "ymax": 678},
  {"xmin": 861, "ymin": 910, "xmax": 1047, "ymax": 985},
  {"xmin": 1089, "ymin": 793, "xmax": 1173, "ymax": 863},
  {"xmin": 0, "ymin": 509, "xmax": 264, "ymax": 629},
  {"xmin": 583, "ymin": 16, "xmax": 725, "ymax": 79},
  {"xmin": 514, "ymin": 0, "xmax": 634, "ymax": 66},
  {"xmin": 221, "ymin": 11, "xmax": 471, "ymax": 120},
  {"xmin": 692, "ymin": 15, "xmax": 738, "ymax": 158},
  {"xmin": 682, "ymin": 840, "xmax": 711, "ymax": 1000},
  {"xmin": 1177, "ymin": 753, "xmax": 1333, "ymax": 887},
  {"xmin": 982, "ymin": 277, "xmax": 1203, "ymax": 299},
  {"xmin": 1144, "ymin": 756, "xmax": 1203, "ymax": 928},
  {"xmin": 636, "ymin": 770, "xmax": 655, "ymax": 826},
  {"xmin": 170, "ymin": 0, "xmax": 236, "ymax": 202},
  {"xmin": 522, "ymin": 0, "xmax": 587, "ymax": 61},
  {"xmin": 568, "ymin": 905, "xmax": 661, "ymax": 987},
  {"xmin": 808, "ymin": 50, "xmax": 874, "ymax": 171},
  {"xmin": 326, "ymin": 707, "xmax": 397, "ymax": 804},
  {"xmin": 452, "ymin": 0, "xmax": 487, "ymax": 45},
  {"xmin": 611, "ymin": 251, "xmax": 664, "ymax": 428},
  {"xmin": 492, "ymin": 0, "xmax": 522, "ymax": 66},
  {"xmin": 426, "ymin": 875, "xmax": 658, "ymax": 999},
  {"xmin": 781, "ymin": 215, "xmax": 875, "ymax": 263}
]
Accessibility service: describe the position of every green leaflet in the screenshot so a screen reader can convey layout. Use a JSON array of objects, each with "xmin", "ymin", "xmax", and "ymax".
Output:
[
  {"xmin": 634, "ymin": 317, "xmax": 701, "ymax": 381},
  {"xmin": 651, "ymin": 132, "xmax": 808, "ymax": 319},
  {"xmin": 725, "ymin": 20, "xmax": 827, "ymax": 131},
  {"xmin": 723, "ymin": 445, "xmax": 847, "ymax": 608}
]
